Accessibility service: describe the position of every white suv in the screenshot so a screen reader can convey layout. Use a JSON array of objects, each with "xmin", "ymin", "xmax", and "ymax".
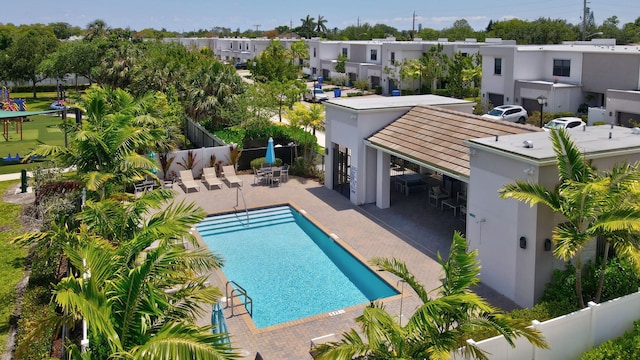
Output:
[
  {"xmin": 543, "ymin": 117, "xmax": 586, "ymax": 131},
  {"xmin": 482, "ymin": 105, "xmax": 528, "ymax": 124}
]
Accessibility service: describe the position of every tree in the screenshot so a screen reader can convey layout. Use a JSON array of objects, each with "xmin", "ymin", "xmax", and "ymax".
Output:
[
  {"xmin": 499, "ymin": 129, "xmax": 640, "ymax": 308},
  {"xmin": 185, "ymin": 59, "xmax": 245, "ymax": 129},
  {"xmin": 315, "ymin": 15, "xmax": 328, "ymax": 36},
  {"xmin": 15, "ymin": 194, "xmax": 240, "ymax": 359},
  {"xmin": 28, "ymin": 86, "xmax": 170, "ymax": 199},
  {"xmin": 85, "ymin": 19, "xmax": 109, "ymax": 41},
  {"xmin": 314, "ymin": 232, "xmax": 548, "ymax": 359},
  {"xmin": 299, "ymin": 15, "xmax": 316, "ymax": 39},
  {"xmin": 251, "ymin": 39, "xmax": 299, "ymax": 82},
  {"xmin": 4, "ymin": 27, "xmax": 58, "ymax": 98}
]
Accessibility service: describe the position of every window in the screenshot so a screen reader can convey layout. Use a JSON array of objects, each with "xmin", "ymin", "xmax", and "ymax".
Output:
[
  {"xmin": 390, "ymin": 52, "xmax": 395, "ymax": 65},
  {"xmin": 370, "ymin": 49, "xmax": 377, "ymax": 61},
  {"xmin": 342, "ymin": 47, "xmax": 348, "ymax": 56},
  {"xmin": 494, "ymin": 58, "xmax": 502, "ymax": 75},
  {"xmin": 230, "ymin": 43, "xmax": 233, "ymax": 49},
  {"xmin": 313, "ymin": 48, "xmax": 316, "ymax": 57},
  {"xmin": 553, "ymin": 59, "xmax": 571, "ymax": 77}
]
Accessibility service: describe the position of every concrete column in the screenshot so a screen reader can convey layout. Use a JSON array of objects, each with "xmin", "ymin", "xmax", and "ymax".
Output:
[{"xmin": 376, "ymin": 150, "xmax": 391, "ymax": 209}]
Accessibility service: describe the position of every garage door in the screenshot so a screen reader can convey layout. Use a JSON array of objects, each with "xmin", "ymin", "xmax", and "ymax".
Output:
[
  {"xmin": 522, "ymin": 98, "xmax": 540, "ymax": 116},
  {"xmin": 487, "ymin": 93, "xmax": 504, "ymax": 107},
  {"xmin": 617, "ymin": 112, "xmax": 640, "ymax": 127}
]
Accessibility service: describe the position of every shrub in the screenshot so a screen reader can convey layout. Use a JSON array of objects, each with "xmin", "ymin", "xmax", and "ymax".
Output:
[
  {"xmin": 250, "ymin": 157, "xmax": 283, "ymax": 169},
  {"xmin": 14, "ymin": 286, "xmax": 57, "ymax": 359},
  {"xmin": 353, "ymin": 79, "xmax": 369, "ymax": 90},
  {"xmin": 542, "ymin": 258, "xmax": 640, "ymax": 305},
  {"xmin": 346, "ymin": 92, "xmax": 364, "ymax": 97},
  {"xmin": 581, "ymin": 320, "xmax": 640, "ymax": 359}
]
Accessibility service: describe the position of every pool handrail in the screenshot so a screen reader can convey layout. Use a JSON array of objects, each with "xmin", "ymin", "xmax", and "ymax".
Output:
[{"xmin": 225, "ymin": 280, "xmax": 253, "ymax": 317}]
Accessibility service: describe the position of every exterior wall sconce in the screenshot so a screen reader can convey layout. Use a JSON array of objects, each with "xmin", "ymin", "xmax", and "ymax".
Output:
[
  {"xmin": 519, "ymin": 236, "xmax": 527, "ymax": 249},
  {"xmin": 544, "ymin": 238, "xmax": 552, "ymax": 251}
]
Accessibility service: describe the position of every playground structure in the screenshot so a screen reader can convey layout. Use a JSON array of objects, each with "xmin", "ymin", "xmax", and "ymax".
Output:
[{"xmin": 1, "ymin": 87, "xmax": 28, "ymax": 141}]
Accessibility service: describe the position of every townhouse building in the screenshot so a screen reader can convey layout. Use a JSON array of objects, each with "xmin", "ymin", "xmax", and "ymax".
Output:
[{"xmin": 480, "ymin": 39, "xmax": 640, "ymax": 125}]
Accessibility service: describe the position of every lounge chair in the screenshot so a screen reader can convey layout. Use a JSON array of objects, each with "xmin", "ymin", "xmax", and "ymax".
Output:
[
  {"xmin": 281, "ymin": 163, "xmax": 289, "ymax": 182},
  {"xmin": 202, "ymin": 167, "xmax": 223, "ymax": 190},
  {"xmin": 178, "ymin": 170, "xmax": 200, "ymax": 193},
  {"xmin": 222, "ymin": 165, "xmax": 243, "ymax": 188}
]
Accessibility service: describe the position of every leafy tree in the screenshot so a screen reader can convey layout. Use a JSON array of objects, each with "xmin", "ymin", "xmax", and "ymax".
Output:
[
  {"xmin": 48, "ymin": 22, "xmax": 81, "ymax": 40},
  {"xmin": 3, "ymin": 26, "xmax": 58, "ymax": 98},
  {"xmin": 314, "ymin": 232, "xmax": 548, "ymax": 359},
  {"xmin": 599, "ymin": 16, "xmax": 623, "ymax": 43},
  {"xmin": 251, "ymin": 39, "xmax": 299, "ymax": 82},
  {"xmin": 289, "ymin": 39, "xmax": 309, "ymax": 70},
  {"xmin": 440, "ymin": 19, "xmax": 476, "ymax": 41},
  {"xmin": 500, "ymin": 129, "xmax": 640, "ymax": 308}
]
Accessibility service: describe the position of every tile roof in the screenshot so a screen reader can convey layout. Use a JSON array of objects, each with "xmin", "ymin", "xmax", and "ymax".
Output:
[{"xmin": 366, "ymin": 105, "xmax": 540, "ymax": 178}]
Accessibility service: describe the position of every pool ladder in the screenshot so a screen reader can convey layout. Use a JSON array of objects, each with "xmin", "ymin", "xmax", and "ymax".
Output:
[{"xmin": 225, "ymin": 281, "xmax": 253, "ymax": 317}]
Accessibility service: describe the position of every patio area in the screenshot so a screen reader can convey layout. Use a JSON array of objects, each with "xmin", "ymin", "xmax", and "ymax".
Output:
[{"xmin": 172, "ymin": 172, "xmax": 518, "ymax": 359}]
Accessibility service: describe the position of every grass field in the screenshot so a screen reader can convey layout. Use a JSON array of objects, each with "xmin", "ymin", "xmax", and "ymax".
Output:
[
  {"xmin": 0, "ymin": 114, "xmax": 65, "ymax": 175},
  {"xmin": 0, "ymin": 180, "xmax": 28, "ymax": 353}
]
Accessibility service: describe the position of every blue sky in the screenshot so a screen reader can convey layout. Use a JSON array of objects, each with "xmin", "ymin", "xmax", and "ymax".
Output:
[{"xmin": 6, "ymin": 1, "xmax": 639, "ymax": 32}]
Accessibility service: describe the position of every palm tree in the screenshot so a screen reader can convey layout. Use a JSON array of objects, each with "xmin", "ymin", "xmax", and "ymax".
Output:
[
  {"xmin": 499, "ymin": 129, "xmax": 640, "ymax": 307},
  {"xmin": 315, "ymin": 15, "xmax": 328, "ymax": 36},
  {"xmin": 314, "ymin": 232, "xmax": 548, "ymax": 359},
  {"xmin": 186, "ymin": 60, "xmax": 245, "ymax": 129},
  {"xmin": 299, "ymin": 15, "xmax": 316, "ymax": 39},
  {"xmin": 85, "ymin": 19, "xmax": 109, "ymax": 41},
  {"xmin": 28, "ymin": 86, "xmax": 168, "ymax": 199},
  {"xmin": 15, "ymin": 196, "xmax": 241, "ymax": 359}
]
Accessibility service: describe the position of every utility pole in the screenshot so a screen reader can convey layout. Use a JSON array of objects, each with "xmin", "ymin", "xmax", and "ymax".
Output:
[
  {"xmin": 582, "ymin": 0, "xmax": 588, "ymax": 40},
  {"xmin": 254, "ymin": 24, "xmax": 261, "ymax": 32},
  {"xmin": 412, "ymin": 11, "xmax": 416, "ymax": 40}
]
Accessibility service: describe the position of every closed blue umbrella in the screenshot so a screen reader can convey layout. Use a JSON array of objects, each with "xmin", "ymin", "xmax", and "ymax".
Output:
[
  {"xmin": 211, "ymin": 301, "xmax": 229, "ymax": 344},
  {"xmin": 265, "ymin": 137, "xmax": 276, "ymax": 165}
]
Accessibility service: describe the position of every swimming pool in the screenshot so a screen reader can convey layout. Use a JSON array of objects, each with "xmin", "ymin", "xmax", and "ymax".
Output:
[{"xmin": 196, "ymin": 205, "xmax": 399, "ymax": 329}]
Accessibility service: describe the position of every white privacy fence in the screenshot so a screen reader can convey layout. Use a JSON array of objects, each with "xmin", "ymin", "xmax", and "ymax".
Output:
[
  {"xmin": 456, "ymin": 290, "xmax": 640, "ymax": 359},
  {"xmin": 158, "ymin": 146, "xmax": 232, "ymax": 181}
]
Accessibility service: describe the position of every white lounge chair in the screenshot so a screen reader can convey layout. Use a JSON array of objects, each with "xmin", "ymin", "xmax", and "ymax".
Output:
[
  {"xmin": 222, "ymin": 165, "xmax": 243, "ymax": 188},
  {"xmin": 202, "ymin": 167, "xmax": 223, "ymax": 190},
  {"xmin": 178, "ymin": 170, "xmax": 200, "ymax": 193}
]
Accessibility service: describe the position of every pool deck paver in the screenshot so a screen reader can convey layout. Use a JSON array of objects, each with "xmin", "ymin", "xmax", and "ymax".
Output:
[{"xmin": 173, "ymin": 173, "xmax": 518, "ymax": 359}]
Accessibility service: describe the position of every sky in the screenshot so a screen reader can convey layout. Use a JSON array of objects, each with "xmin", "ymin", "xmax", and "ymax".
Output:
[{"xmin": 5, "ymin": 0, "xmax": 639, "ymax": 33}]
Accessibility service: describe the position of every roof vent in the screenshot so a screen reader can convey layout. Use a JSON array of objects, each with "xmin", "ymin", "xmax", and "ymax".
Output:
[{"xmin": 523, "ymin": 140, "xmax": 534, "ymax": 148}]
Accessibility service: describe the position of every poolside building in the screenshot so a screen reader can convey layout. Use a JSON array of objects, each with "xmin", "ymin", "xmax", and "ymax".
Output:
[{"xmin": 324, "ymin": 94, "xmax": 640, "ymax": 307}]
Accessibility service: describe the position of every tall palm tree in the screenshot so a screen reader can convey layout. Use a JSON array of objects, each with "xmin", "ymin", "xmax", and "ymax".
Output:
[
  {"xmin": 315, "ymin": 15, "xmax": 328, "ymax": 35},
  {"xmin": 500, "ymin": 129, "xmax": 640, "ymax": 307},
  {"xmin": 314, "ymin": 232, "xmax": 548, "ymax": 360},
  {"xmin": 299, "ymin": 15, "xmax": 316, "ymax": 39}
]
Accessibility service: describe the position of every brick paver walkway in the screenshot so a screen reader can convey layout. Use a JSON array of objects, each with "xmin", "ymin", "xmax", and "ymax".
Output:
[{"xmin": 173, "ymin": 172, "xmax": 518, "ymax": 359}]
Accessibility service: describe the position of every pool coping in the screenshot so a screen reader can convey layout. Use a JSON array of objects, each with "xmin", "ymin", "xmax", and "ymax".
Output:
[{"xmin": 192, "ymin": 201, "xmax": 406, "ymax": 335}]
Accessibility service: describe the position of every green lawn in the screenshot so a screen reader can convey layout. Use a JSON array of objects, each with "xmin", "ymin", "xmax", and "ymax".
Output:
[
  {"xmin": 0, "ymin": 180, "xmax": 28, "ymax": 353},
  {"xmin": 0, "ymin": 114, "xmax": 65, "ymax": 175}
]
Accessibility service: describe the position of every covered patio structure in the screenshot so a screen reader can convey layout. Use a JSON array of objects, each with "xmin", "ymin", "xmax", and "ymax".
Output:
[{"xmin": 363, "ymin": 105, "xmax": 539, "ymax": 209}]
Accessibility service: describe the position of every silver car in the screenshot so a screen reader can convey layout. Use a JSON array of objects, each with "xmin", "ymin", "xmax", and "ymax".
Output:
[{"xmin": 482, "ymin": 105, "xmax": 528, "ymax": 124}]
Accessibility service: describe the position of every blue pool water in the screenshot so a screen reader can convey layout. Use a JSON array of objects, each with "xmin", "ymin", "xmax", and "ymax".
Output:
[{"xmin": 196, "ymin": 205, "xmax": 398, "ymax": 329}]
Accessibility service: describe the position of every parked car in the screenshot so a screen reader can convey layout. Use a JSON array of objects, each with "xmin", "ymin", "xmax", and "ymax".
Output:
[
  {"xmin": 234, "ymin": 62, "xmax": 247, "ymax": 69},
  {"xmin": 303, "ymin": 88, "xmax": 329, "ymax": 103},
  {"xmin": 543, "ymin": 117, "xmax": 586, "ymax": 131},
  {"xmin": 50, "ymin": 100, "xmax": 69, "ymax": 110},
  {"xmin": 481, "ymin": 105, "xmax": 528, "ymax": 124}
]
